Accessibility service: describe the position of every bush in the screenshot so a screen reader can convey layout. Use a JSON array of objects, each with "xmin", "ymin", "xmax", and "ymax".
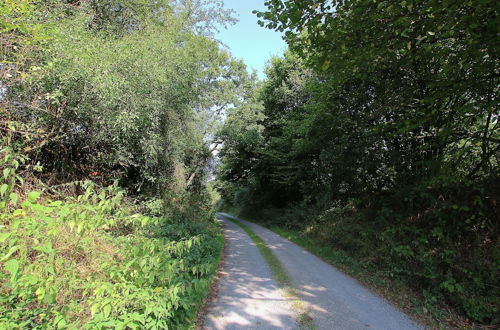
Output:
[
  {"xmin": 236, "ymin": 181, "xmax": 499, "ymax": 324},
  {"xmin": 0, "ymin": 180, "xmax": 222, "ymax": 328}
]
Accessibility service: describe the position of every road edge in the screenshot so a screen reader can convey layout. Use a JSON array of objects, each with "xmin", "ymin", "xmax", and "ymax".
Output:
[{"xmin": 196, "ymin": 217, "xmax": 227, "ymax": 330}]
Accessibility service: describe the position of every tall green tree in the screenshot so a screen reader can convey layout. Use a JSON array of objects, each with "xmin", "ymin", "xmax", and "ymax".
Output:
[
  {"xmin": 256, "ymin": 0, "xmax": 499, "ymax": 184},
  {"xmin": 2, "ymin": 0, "xmax": 249, "ymax": 196}
]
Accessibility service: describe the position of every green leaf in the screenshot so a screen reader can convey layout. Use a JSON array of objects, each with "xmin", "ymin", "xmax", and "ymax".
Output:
[
  {"xmin": 321, "ymin": 60, "xmax": 331, "ymax": 71},
  {"xmin": 4, "ymin": 259, "xmax": 20, "ymax": 280},
  {"xmin": 34, "ymin": 241, "xmax": 53, "ymax": 254},
  {"xmin": 103, "ymin": 304, "xmax": 111, "ymax": 318},
  {"xmin": 47, "ymin": 287, "xmax": 57, "ymax": 304},
  {"xmin": 9, "ymin": 193, "xmax": 19, "ymax": 205},
  {"xmin": 0, "ymin": 232, "xmax": 11, "ymax": 243},
  {"xmin": 36, "ymin": 287, "xmax": 45, "ymax": 301},
  {"xmin": 49, "ymin": 201, "xmax": 63, "ymax": 207},
  {"xmin": 1, "ymin": 246, "xmax": 19, "ymax": 262},
  {"xmin": 0, "ymin": 184, "xmax": 8, "ymax": 196},
  {"xmin": 91, "ymin": 304, "xmax": 100, "ymax": 316},
  {"xmin": 28, "ymin": 191, "xmax": 42, "ymax": 203}
]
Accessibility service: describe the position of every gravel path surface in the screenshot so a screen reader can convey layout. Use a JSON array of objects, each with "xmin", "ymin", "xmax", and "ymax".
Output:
[
  {"xmin": 203, "ymin": 215, "xmax": 298, "ymax": 330},
  {"xmin": 217, "ymin": 213, "xmax": 424, "ymax": 330}
]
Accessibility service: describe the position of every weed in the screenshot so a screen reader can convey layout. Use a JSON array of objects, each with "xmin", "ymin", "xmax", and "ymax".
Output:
[{"xmin": 0, "ymin": 177, "xmax": 223, "ymax": 328}]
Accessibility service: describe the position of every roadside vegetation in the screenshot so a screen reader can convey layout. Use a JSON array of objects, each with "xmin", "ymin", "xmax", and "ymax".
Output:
[
  {"xmin": 216, "ymin": 0, "xmax": 499, "ymax": 328},
  {"xmin": 0, "ymin": 0, "xmax": 246, "ymax": 328},
  {"xmin": 1, "ymin": 175, "xmax": 223, "ymax": 328}
]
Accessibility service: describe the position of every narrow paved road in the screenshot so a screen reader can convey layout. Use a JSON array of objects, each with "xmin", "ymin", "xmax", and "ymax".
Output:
[
  {"xmin": 205, "ymin": 213, "xmax": 423, "ymax": 330},
  {"xmin": 204, "ymin": 215, "xmax": 298, "ymax": 330}
]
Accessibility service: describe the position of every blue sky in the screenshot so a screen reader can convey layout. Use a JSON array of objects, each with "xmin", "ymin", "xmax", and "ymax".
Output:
[{"xmin": 216, "ymin": 0, "xmax": 287, "ymax": 79}]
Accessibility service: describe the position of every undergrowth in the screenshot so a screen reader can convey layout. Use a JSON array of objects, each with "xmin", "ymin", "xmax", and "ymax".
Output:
[
  {"xmin": 229, "ymin": 205, "xmax": 498, "ymax": 330},
  {"xmin": 0, "ymin": 149, "xmax": 223, "ymax": 329}
]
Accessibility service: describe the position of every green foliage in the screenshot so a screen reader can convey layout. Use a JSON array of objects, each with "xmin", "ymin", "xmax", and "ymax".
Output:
[
  {"xmin": 172, "ymin": 0, "xmax": 237, "ymax": 36},
  {"xmin": 0, "ymin": 183, "xmax": 222, "ymax": 328},
  {"xmin": 218, "ymin": 0, "xmax": 499, "ymax": 325},
  {"xmin": 0, "ymin": 0, "xmax": 36, "ymax": 34},
  {"xmin": 3, "ymin": 0, "xmax": 249, "ymax": 196},
  {"xmin": 1, "ymin": 1, "xmax": 236, "ymax": 327}
]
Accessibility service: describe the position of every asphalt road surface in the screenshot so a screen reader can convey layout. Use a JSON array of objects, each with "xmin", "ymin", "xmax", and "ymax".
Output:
[
  {"xmin": 203, "ymin": 215, "xmax": 298, "ymax": 330},
  {"xmin": 203, "ymin": 213, "xmax": 423, "ymax": 330}
]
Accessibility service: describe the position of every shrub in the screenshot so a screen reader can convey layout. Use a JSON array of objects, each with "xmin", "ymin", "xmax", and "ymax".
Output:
[{"xmin": 0, "ymin": 180, "xmax": 222, "ymax": 328}]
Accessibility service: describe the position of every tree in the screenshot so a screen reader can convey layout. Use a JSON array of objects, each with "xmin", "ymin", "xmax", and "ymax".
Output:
[
  {"xmin": 256, "ymin": 0, "xmax": 499, "ymax": 183},
  {"xmin": 3, "ymin": 0, "xmax": 250, "ymax": 197}
]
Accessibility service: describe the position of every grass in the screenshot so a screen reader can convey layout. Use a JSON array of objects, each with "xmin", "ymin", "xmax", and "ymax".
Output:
[{"xmin": 218, "ymin": 214, "xmax": 315, "ymax": 329}]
